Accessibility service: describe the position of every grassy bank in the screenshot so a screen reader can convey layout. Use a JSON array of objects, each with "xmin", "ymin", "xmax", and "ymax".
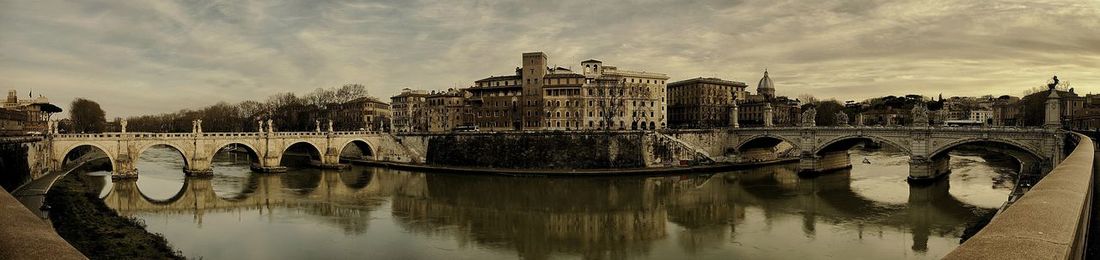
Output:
[{"xmin": 45, "ymin": 175, "xmax": 184, "ymax": 259}]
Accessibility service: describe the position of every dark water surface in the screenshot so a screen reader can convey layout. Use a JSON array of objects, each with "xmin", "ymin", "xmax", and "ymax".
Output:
[{"xmin": 85, "ymin": 147, "xmax": 1017, "ymax": 259}]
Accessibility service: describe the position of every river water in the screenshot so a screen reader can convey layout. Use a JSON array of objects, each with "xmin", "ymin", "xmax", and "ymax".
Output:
[{"xmin": 82, "ymin": 147, "xmax": 1017, "ymax": 259}]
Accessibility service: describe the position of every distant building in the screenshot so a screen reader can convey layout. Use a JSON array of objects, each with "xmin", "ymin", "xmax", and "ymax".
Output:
[
  {"xmin": 737, "ymin": 70, "xmax": 801, "ymax": 127},
  {"xmin": 427, "ymin": 52, "xmax": 670, "ymax": 132},
  {"xmin": 391, "ymin": 88, "xmax": 429, "ymax": 132},
  {"xmin": 3, "ymin": 90, "xmax": 61, "ymax": 134},
  {"xmin": 667, "ymin": 77, "xmax": 747, "ymax": 128},
  {"xmin": 332, "ymin": 96, "xmax": 391, "ymax": 131},
  {"xmin": 425, "ymin": 89, "xmax": 468, "ymax": 132}
]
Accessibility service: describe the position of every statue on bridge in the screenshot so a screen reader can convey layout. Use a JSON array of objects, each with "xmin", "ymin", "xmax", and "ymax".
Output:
[
  {"xmin": 258, "ymin": 120, "xmax": 264, "ymax": 133},
  {"xmin": 120, "ymin": 119, "xmax": 127, "ymax": 133},
  {"xmin": 267, "ymin": 119, "xmax": 274, "ymax": 133},
  {"xmin": 315, "ymin": 120, "xmax": 321, "ymax": 132},
  {"xmin": 801, "ymin": 107, "xmax": 816, "ymax": 127},
  {"xmin": 327, "ymin": 120, "xmax": 334, "ymax": 132},
  {"xmin": 835, "ymin": 112, "xmax": 849, "ymax": 126},
  {"xmin": 912, "ymin": 103, "xmax": 930, "ymax": 127}
]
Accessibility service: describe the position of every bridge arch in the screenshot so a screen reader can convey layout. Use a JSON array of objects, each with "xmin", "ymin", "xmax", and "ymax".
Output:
[
  {"xmin": 734, "ymin": 134, "xmax": 801, "ymax": 153},
  {"xmin": 59, "ymin": 143, "xmax": 116, "ymax": 172},
  {"xmin": 280, "ymin": 141, "xmax": 325, "ymax": 166},
  {"xmin": 928, "ymin": 138, "xmax": 1044, "ymax": 162},
  {"xmin": 814, "ymin": 134, "xmax": 912, "ymax": 156},
  {"xmin": 210, "ymin": 141, "xmax": 262, "ymax": 165},
  {"xmin": 134, "ymin": 142, "xmax": 191, "ymax": 169},
  {"xmin": 338, "ymin": 138, "xmax": 376, "ymax": 161}
]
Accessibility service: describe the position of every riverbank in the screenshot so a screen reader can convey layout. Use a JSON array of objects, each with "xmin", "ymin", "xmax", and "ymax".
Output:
[
  {"xmin": 45, "ymin": 174, "xmax": 184, "ymax": 259},
  {"xmin": 346, "ymin": 157, "xmax": 799, "ymax": 176}
]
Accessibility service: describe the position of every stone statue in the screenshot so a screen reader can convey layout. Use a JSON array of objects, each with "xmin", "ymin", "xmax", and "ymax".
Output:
[
  {"xmin": 912, "ymin": 103, "xmax": 930, "ymax": 127},
  {"xmin": 327, "ymin": 120, "xmax": 334, "ymax": 132},
  {"xmin": 835, "ymin": 112, "xmax": 849, "ymax": 126},
  {"xmin": 1048, "ymin": 75, "xmax": 1059, "ymax": 91},
  {"xmin": 196, "ymin": 119, "xmax": 203, "ymax": 133},
  {"xmin": 801, "ymin": 107, "xmax": 817, "ymax": 127},
  {"xmin": 763, "ymin": 103, "xmax": 774, "ymax": 127},
  {"xmin": 191, "ymin": 120, "xmax": 197, "ymax": 133},
  {"xmin": 315, "ymin": 120, "xmax": 321, "ymax": 132},
  {"xmin": 120, "ymin": 119, "xmax": 128, "ymax": 133},
  {"xmin": 258, "ymin": 120, "xmax": 264, "ymax": 132},
  {"xmin": 267, "ymin": 119, "xmax": 274, "ymax": 133}
]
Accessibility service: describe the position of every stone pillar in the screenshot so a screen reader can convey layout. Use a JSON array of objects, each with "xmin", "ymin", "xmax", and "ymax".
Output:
[
  {"xmin": 799, "ymin": 150, "xmax": 851, "ymax": 174},
  {"xmin": 764, "ymin": 103, "xmax": 774, "ymax": 127},
  {"xmin": 729, "ymin": 103, "xmax": 740, "ymax": 128},
  {"xmin": 253, "ymin": 135, "xmax": 286, "ymax": 173},
  {"xmin": 1045, "ymin": 90, "xmax": 1061, "ymax": 128},
  {"xmin": 908, "ymin": 155, "xmax": 950, "ymax": 183},
  {"xmin": 184, "ymin": 139, "xmax": 213, "ymax": 177},
  {"xmin": 113, "ymin": 145, "xmax": 138, "ymax": 179}
]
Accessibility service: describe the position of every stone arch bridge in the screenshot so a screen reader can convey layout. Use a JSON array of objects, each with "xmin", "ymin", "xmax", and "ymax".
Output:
[
  {"xmin": 50, "ymin": 131, "xmax": 417, "ymax": 179},
  {"xmin": 665, "ymin": 126, "xmax": 1066, "ymax": 181},
  {"xmin": 46, "ymin": 126, "xmax": 1066, "ymax": 182}
]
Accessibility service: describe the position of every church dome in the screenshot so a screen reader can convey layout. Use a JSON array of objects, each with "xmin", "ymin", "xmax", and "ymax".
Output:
[
  {"xmin": 757, "ymin": 70, "xmax": 774, "ymax": 90},
  {"xmin": 757, "ymin": 69, "xmax": 775, "ymax": 98}
]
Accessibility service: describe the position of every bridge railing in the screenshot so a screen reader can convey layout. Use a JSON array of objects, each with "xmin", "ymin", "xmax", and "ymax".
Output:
[
  {"xmin": 945, "ymin": 132, "xmax": 1093, "ymax": 259},
  {"xmin": 53, "ymin": 131, "xmax": 383, "ymax": 139}
]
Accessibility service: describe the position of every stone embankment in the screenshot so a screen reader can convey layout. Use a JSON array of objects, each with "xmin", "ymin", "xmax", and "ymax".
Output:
[
  {"xmin": 0, "ymin": 186, "xmax": 85, "ymax": 260},
  {"xmin": 395, "ymin": 131, "xmax": 717, "ymax": 171}
]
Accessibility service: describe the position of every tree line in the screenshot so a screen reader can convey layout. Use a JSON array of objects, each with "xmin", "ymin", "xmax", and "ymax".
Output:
[{"xmin": 68, "ymin": 84, "xmax": 371, "ymax": 133}]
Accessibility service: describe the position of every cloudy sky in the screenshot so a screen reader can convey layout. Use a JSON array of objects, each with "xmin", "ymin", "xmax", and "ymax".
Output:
[{"xmin": 2, "ymin": 0, "xmax": 1098, "ymax": 118}]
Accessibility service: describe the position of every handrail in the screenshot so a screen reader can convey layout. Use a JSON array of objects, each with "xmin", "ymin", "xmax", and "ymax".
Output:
[{"xmin": 945, "ymin": 132, "xmax": 1093, "ymax": 259}]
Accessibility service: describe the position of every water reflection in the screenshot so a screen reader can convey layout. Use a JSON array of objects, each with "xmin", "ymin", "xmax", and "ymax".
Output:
[{"xmin": 85, "ymin": 148, "xmax": 1012, "ymax": 259}]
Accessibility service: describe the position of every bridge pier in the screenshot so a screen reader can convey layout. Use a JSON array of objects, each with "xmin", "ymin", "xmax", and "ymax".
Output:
[
  {"xmin": 112, "ymin": 157, "xmax": 138, "ymax": 180},
  {"xmin": 798, "ymin": 150, "xmax": 852, "ymax": 174},
  {"xmin": 907, "ymin": 155, "xmax": 950, "ymax": 184},
  {"xmin": 318, "ymin": 147, "xmax": 348, "ymax": 170}
]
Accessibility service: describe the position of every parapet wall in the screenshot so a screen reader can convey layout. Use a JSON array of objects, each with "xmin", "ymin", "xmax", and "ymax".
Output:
[{"xmin": 945, "ymin": 132, "xmax": 1094, "ymax": 259}]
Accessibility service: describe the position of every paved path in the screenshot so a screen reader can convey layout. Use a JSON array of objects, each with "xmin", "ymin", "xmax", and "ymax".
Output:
[{"xmin": 11, "ymin": 169, "xmax": 70, "ymax": 218}]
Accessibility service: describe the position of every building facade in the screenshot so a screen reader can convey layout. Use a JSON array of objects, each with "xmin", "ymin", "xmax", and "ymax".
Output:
[
  {"xmin": 391, "ymin": 88, "xmax": 429, "ymax": 132},
  {"xmin": 402, "ymin": 52, "xmax": 670, "ymax": 133},
  {"xmin": 3, "ymin": 90, "xmax": 61, "ymax": 133},
  {"xmin": 425, "ymin": 89, "xmax": 469, "ymax": 132},
  {"xmin": 332, "ymin": 96, "xmax": 391, "ymax": 131},
  {"xmin": 667, "ymin": 77, "xmax": 748, "ymax": 128}
]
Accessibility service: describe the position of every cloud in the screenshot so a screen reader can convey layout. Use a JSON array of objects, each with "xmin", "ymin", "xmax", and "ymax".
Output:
[{"xmin": 1, "ymin": 0, "xmax": 1098, "ymax": 117}]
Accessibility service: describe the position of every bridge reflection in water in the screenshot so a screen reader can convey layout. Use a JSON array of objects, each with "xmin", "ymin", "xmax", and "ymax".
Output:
[{"xmin": 86, "ymin": 149, "xmax": 1011, "ymax": 259}]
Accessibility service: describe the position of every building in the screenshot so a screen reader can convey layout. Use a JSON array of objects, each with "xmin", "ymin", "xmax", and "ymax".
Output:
[
  {"xmin": 667, "ymin": 77, "xmax": 748, "ymax": 128},
  {"xmin": 462, "ymin": 52, "xmax": 669, "ymax": 132},
  {"xmin": 3, "ymin": 90, "xmax": 61, "ymax": 133},
  {"xmin": 737, "ymin": 70, "xmax": 801, "ymax": 127},
  {"xmin": 332, "ymin": 96, "xmax": 391, "ymax": 131},
  {"xmin": 390, "ymin": 88, "xmax": 429, "ymax": 132},
  {"xmin": 425, "ymin": 88, "xmax": 469, "ymax": 132},
  {"xmin": 468, "ymin": 73, "xmax": 523, "ymax": 131}
]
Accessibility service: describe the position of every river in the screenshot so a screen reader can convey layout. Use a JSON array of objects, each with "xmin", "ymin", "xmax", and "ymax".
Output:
[{"xmin": 81, "ymin": 146, "xmax": 1017, "ymax": 259}]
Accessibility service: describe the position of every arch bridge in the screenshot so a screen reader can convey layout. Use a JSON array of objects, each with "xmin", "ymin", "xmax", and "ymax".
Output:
[
  {"xmin": 667, "ymin": 126, "xmax": 1066, "ymax": 181},
  {"xmin": 50, "ymin": 131, "xmax": 416, "ymax": 179}
]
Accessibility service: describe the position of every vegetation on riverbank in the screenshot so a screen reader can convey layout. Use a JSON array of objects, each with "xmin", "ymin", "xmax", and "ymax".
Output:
[{"xmin": 45, "ymin": 175, "xmax": 184, "ymax": 259}]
